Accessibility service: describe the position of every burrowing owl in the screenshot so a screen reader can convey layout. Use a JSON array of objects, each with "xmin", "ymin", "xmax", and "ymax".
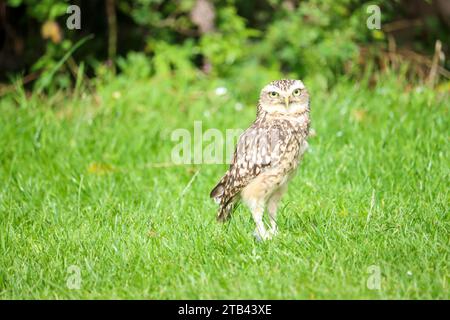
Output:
[{"xmin": 210, "ymin": 79, "xmax": 311, "ymax": 240}]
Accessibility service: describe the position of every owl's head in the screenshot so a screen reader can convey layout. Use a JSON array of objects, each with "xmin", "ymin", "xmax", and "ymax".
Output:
[{"xmin": 258, "ymin": 79, "xmax": 309, "ymax": 117}]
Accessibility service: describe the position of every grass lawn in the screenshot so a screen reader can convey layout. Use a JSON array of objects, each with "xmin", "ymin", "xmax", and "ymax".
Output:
[{"xmin": 0, "ymin": 72, "xmax": 448, "ymax": 299}]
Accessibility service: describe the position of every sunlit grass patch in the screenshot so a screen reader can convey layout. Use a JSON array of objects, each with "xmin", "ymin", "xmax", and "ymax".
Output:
[{"xmin": 0, "ymin": 73, "xmax": 448, "ymax": 299}]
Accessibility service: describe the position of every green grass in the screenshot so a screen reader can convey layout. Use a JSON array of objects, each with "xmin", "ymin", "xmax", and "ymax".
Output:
[{"xmin": 0, "ymin": 72, "xmax": 448, "ymax": 299}]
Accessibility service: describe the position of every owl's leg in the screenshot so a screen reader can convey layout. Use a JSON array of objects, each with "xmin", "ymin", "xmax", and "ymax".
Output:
[
  {"xmin": 267, "ymin": 184, "xmax": 288, "ymax": 236},
  {"xmin": 249, "ymin": 200, "xmax": 270, "ymax": 241},
  {"xmin": 241, "ymin": 173, "xmax": 277, "ymax": 241}
]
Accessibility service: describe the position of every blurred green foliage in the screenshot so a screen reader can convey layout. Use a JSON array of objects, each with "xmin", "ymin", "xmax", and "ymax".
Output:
[{"xmin": 3, "ymin": 0, "xmax": 449, "ymax": 92}]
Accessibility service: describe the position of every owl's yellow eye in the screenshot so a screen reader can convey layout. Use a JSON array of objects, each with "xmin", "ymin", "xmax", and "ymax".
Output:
[
  {"xmin": 269, "ymin": 91, "xmax": 279, "ymax": 98},
  {"xmin": 292, "ymin": 89, "xmax": 301, "ymax": 96}
]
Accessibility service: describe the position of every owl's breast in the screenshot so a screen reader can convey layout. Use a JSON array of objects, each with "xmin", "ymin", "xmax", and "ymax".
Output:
[{"xmin": 271, "ymin": 130, "xmax": 308, "ymax": 175}]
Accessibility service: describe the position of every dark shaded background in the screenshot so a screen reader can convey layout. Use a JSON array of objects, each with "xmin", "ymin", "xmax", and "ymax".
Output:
[{"xmin": 0, "ymin": 0, "xmax": 449, "ymax": 87}]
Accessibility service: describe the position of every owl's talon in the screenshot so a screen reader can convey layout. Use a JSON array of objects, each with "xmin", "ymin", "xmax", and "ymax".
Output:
[
  {"xmin": 268, "ymin": 227, "xmax": 278, "ymax": 237},
  {"xmin": 253, "ymin": 231, "xmax": 262, "ymax": 242},
  {"xmin": 253, "ymin": 229, "xmax": 272, "ymax": 241}
]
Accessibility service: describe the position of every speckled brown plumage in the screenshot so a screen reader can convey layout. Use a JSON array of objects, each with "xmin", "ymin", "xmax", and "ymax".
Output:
[{"xmin": 210, "ymin": 79, "xmax": 311, "ymax": 240}]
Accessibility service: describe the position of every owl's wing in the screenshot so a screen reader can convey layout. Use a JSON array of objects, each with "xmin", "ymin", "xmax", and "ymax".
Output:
[{"xmin": 211, "ymin": 123, "xmax": 275, "ymax": 220}]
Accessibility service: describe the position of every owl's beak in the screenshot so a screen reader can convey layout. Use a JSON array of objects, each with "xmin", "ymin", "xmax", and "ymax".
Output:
[{"xmin": 284, "ymin": 96, "xmax": 290, "ymax": 108}]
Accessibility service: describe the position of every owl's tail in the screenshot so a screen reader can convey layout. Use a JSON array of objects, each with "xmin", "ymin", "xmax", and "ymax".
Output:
[
  {"xmin": 216, "ymin": 202, "xmax": 234, "ymax": 222},
  {"xmin": 210, "ymin": 176, "xmax": 234, "ymax": 222},
  {"xmin": 210, "ymin": 178, "xmax": 226, "ymax": 204}
]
